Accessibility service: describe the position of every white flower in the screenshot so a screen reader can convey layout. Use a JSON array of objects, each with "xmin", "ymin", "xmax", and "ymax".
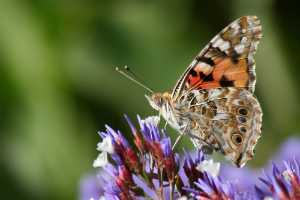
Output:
[
  {"xmin": 97, "ymin": 137, "xmax": 114, "ymax": 154},
  {"xmin": 89, "ymin": 197, "xmax": 105, "ymax": 200},
  {"xmin": 264, "ymin": 196, "xmax": 274, "ymax": 200},
  {"xmin": 176, "ymin": 196, "xmax": 187, "ymax": 200},
  {"xmin": 196, "ymin": 159, "xmax": 220, "ymax": 176},
  {"xmin": 141, "ymin": 116, "xmax": 159, "ymax": 128},
  {"xmin": 283, "ymin": 170, "xmax": 291, "ymax": 181},
  {"xmin": 93, "ymin": 152, "xmax": 108, "ymax": 168}
]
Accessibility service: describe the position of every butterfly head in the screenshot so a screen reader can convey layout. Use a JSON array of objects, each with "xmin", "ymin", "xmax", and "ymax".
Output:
[{"xmin": 145, "ymin": 92, "xmax": 171, "ymax": 111}]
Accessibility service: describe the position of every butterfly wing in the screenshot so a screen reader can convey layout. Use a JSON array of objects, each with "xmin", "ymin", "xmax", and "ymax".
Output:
[
  {"xmin": 170, "ymin": 16, "xmax": 262, "ymax": 167},
  {"xmin": 171, "ymin": 16, "xmax": 262, "ymax": 100},
  {"xmin": 177, "ymin": 87, "xmax": 262, "ymax": 167}
]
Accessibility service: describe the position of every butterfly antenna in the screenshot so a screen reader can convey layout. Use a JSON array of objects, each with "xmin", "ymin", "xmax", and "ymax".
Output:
[
  {"xmin": 124, "ymin": 66, "xmax": 155, "ymax": 93},
  {"xmin": 116, "ymin": 67, "xmax": 155, "ymax": 93}
]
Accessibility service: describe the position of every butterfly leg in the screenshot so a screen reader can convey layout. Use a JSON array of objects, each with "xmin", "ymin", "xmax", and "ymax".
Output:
[
  {"xmin": 172, "ymin": 125, "xmax": 188, "ymax": 153},
  {"xmin": 164, "ymin": 121, "xmax": 168, "ymax": 130},
  {"xmin": 157, "ymin": 112, "xmax": 161, "ymax": 127}
]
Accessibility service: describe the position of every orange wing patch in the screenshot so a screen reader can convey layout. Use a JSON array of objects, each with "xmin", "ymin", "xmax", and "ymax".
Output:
[
  {"xmin": 196, "ymin": 58, "xmax": 249, "ymax": 89},
  {"xmin": 172, "ymin": 16, "xmax": 261, "ymax": 100},
  {"xmin": 187, "ymin": 62, "xmax": 214, "ymax": 87}
]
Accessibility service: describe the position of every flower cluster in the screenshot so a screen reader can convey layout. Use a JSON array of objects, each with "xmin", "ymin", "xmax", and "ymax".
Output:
[
  {"xmin": 93, "ymin": 115, "xmax": 181, "ymax": 200},
  {"xmin": 90, "ymin": 115, "xmax": 300, "ymax": 200},
  {"xmin": 182, "ymin": 151, "xmax": 300, "ymax": 200}
]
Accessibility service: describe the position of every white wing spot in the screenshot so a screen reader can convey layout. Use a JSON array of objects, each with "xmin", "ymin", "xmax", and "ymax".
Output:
[
  {"xmin": 212, "ymin": 38, "xmax": 226, "ymax": 48},
  {"xmin": 241, "ymin": 37, "xmax": 247, "ymax": 44},
  {"xmin": 194, "ymin": 62, "xmax": 213, "ymax": 74},
  {"xmin": 241, "ymin": 29, "xmax": 246, "ymax": 33},
  {"xmin": 218, "ymin": 41, "xmax": 231, "ymax": 51},
  {"xmin": 231, "ymin": 23, "xmax": 238, "ymax": 29},
  {"xmin": 231, "ymin": 25, "xmax": 240, "ymax": 35},
  {"xmin": 234, "ymin": 44, "xmax": 245, "ymax": 54}
]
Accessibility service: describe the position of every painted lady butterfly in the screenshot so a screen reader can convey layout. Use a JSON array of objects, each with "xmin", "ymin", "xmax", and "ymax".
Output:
[{"xmin": 145, "ymin": 16, "xmax": 262, "ymax": 167}]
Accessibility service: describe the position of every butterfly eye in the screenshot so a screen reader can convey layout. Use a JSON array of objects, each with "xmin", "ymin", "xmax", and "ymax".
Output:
[
  {"xmin": 232, "ymin": 133, "xmax": 243, "ymax": 145},
  {"xmin": 154, "ymin": 96, "xmax": 161, "ymax": 106}
]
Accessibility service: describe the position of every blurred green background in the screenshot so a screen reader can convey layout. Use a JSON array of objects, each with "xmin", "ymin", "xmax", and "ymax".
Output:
[{"xmin": 1, "ymin": 0, "xmax": 300, "ymax": 199}]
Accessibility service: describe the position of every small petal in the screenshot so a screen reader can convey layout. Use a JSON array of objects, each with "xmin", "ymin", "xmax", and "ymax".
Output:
[
  {"xmin": 294, "ymin": 157, "xmax": 300, "ymax": 182},
  {"xmin": 102, "ymin": 163, "xmax": 118, "ymax": 179},
  {"xmin": 97, "ymin": 137, "xmax": 114, "ymax": 154},
  {"xmin": 161, "ymin": 129, "xmax": 168, "ymax": 139},
  {"xmin": 174, "ymin": 153, "xmax": 180, "ymax": 165},
  {"xmin": 259, "ymin": 177, "xmax": 271, "ymax": 187},
  {"xmin": 272, "ymin": 177, "xmax": 289, "ymax": 199},
  {"xmin": 270, "ymin": 161, "xmax": 281, "ymax": 177},
  {"xmin": 203, "ymin": 171, "xmax": 211, "ymax": 186},
  {"xmin": 110, "ymin": 152, "xmax": 124, "ymax": 166},
  {"xmin": 93, "ymin": 152, "xmax": 108, "ymax": 168},
  {"xmin": 253, "ymin": 185, "xmax": 265, "ymax": 199},
  {"xmin": 150, "ymin": 123, "xmax": 160, "ymax": 142},
  {"xmin": 183, "ymin": 148, "xmax": 194, "ymax": 166},
  {"xmin": 124, "ymin": 114, "xmax": 136, "ymax": 132},
  {"xmin": 176, "ymin": 196, "xmax": 187, "ymax": 200},
  {"xmin": 160, "ymin": 137, "xmax": 172, "ymax": 158},
  {"xmin": 284, "ymin": 161, "xmax": 293, "ymax": 174},
  {"xmin": 118, "ymin": 131, "xmax": 131, "ymax": 150},
  {"xmin": 263, "ymin": 197, "xmax": 274, "ymax": 200},
  {"xmin": 196, "ymin": 159, "xmax": 220, "ymax": 176},
  {"xmin": 194, "ymin": 178, "xmax": 215, "ymax": 195},
  {"xmin": 141, "ymin": 116, "xmax": 159, "ymax": 128},
  {"xmin": 98, "ymin": 132, "xmax": 107, "ymax": 139},
  {"xmin": 283, "ymin": 170, "xmax": 291, "ymax": 182},
  {"xmin": 105, "ymin": 125, "xmax": 118, "ymax": 138},
  {"xmin": 138, "ymin": 115, "xmax": 151, "ymax": 141},
  {"xmin": 195, "ymin": 148, "xmax": 203, "ymax": 165},
  {"xmin": 262, "ymin": 168, "xmax": 272, "ymax": 185}
]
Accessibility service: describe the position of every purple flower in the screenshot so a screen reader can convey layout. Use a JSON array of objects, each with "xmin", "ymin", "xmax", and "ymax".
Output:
[
  {"xmin": 98, "ymin": 177, "xmax": 123, "ymax": 200},
  {"xmin": 184, "ymin": 155, "xmax": 300, "ymax": 200},
  {"xmin": 92, "ymin": 115, "xmax": 183, "ymax": 200},
  {"xmin": 78, "ymin": 173, "xmax": 105, "ymax": 200},
  {"xmin": 80, "ymin": 114, "xmax": 300, "ymax": 200},
  {"xmin": 219, "ymin": 136, "xmax": 300, "ymax": 193}
]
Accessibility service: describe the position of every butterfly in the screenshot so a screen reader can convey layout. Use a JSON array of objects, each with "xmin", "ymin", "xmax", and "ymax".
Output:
[{"xmin": 145, "ymin": 16, "xmax": 262, "ymax": 167}]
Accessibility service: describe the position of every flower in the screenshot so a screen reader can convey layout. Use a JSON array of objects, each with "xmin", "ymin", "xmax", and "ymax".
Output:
[
  {"xmin": 196, "ymin": 159, "xmax": 220, "ymax": 176},
  {"xmin": 141, "ymin": 116, "xmax": 159, "ymax": 128},
  {"xmin": 219, "ymin": 136, "xmax": 300, "ymax": 192},
  {"xmin": 92, "ymin": 115, "xmax": 183, "ymax": 200},
  {"xmin": 93, "ymin": 152, "xmax": 108, "ymax": 168},
  {"xmin": 96, "ymin": 136, "xmax": 114, "ymax": 154},
  {"xmin": 184, "ymin": 153, "xmax": 300, "ymax": 200},
  {"xmin": 81, "ymin": 114, "xmax": 300, "ymax": 200},
  {"xmin": 79, "ymin": 173, "xmax": 105, "ymax": 200}
]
